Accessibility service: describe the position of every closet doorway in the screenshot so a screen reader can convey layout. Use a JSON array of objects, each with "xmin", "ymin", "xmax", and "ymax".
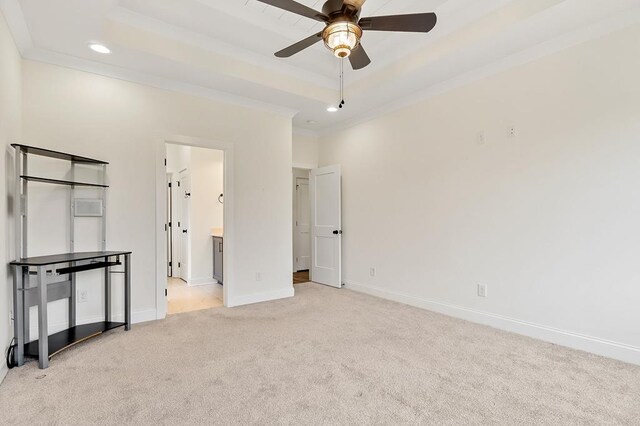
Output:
[
  {"xmin": 165, "ymin": 143, "xmax": 224, "ymax": 314},
  {"xmin": 293, "ymin": 167, "xmax": 311, "ymax": 284}
]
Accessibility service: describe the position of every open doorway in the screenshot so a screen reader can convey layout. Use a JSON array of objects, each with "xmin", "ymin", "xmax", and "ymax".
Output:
[
  {"xmin": 293, "ymin": 168, "xmax": 311, "ymax": 284},
  {"xmin": 166, "ymin": 143, "xmax": 224, "ymax": 314}
]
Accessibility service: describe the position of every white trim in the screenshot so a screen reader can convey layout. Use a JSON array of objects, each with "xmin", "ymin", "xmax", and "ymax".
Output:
[
  {"xmin": 187, "ymin": 278, "xmax": 219, "ymax": 286},
  {"xmin": 156, "ymin": 136, "xmax": 235, "ymax": 319},
  {"xmin": 129, "ymin": 309, "xmax": 158, "ymax": 324},
  {"xmin": 0, "ymin": 364, "xmax": 7, "ymax": 385},
  {"xmin": 319, "ymin": 6, "xmax": 640, "ymax": 136},
  {"xmin": 292, "ymin": 162, "xmax": 317, "ymax": 171},
  {"xmin": 4, "ymin": 0, "xmax": 639, "ymax": 134},
  {"xmin": 227, "ymin": 286, "xmax": 295, "ymax": 308},
  {"xmin": 22, "ymin": 48, "xmax": 298, "ymax": 119},
  {"xmin": 344, "ymin": 281, "xmax": 640, "ymax": 366},
  {"xmin": 0, "ymin": 0, "xmax": 32, "ymax": 52},
  {"xmin": 108, "ymin": 6, "xmax": 337, "ymax": 90}
]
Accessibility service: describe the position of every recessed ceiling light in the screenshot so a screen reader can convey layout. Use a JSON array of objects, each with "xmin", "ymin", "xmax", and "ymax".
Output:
[
  {"xmin": 88, "ymin": 43, "xmax": 111, "ymax": 54},
  {"xmin": 327, "ymin": 107, "xmax": 338, "ymax": 112}
]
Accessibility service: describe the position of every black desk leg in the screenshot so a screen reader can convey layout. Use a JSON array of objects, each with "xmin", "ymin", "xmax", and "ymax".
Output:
[
  {"xmin": 69, "ymin": 262, "xmax": 76, "ymax": 328},
  {"xmin": 22, "ymin": 267, "xmax": 29, "ymax": 351},
  {"xmin": 37, "ymin": 266, "xmax": 48, "ymax": 369},
  {"xmin": 105, "ymin": 256, "xmax": 111, "ymax": 322},
  {"xmin": 124, "ymin": 254, "xmax": 131, "ymax": 330},
  {"xmin": 12, "ymin": 265, "xmax": 24, "ymax": 366}
]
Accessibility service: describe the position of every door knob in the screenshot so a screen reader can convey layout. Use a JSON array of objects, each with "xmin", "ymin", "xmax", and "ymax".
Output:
[
  {"xmin": 332, "ymin": 230, "xmax": 343, "ymax": 235},
  {"xmin": 182, "ymin": 230, "xmax": 188, "ymax": 234}
]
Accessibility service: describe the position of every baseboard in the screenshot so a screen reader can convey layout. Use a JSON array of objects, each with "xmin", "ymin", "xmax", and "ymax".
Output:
[
  {"xmin": 0, "ymin": 363, "xmax": 7, "ymax": 385},
  {"xmin": 228, "ymin": 286, "xmax": 295, "ymax": 308},
  {"xmin": 187, "ymin": 277, "xmax": 219, "ymax": 286},
  {"xmin": 344, "ymin": 280, "xmax": 640, "ymax": 366}
]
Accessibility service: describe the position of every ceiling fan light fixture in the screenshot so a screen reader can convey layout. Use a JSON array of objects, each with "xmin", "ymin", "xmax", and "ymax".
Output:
[{"xmin": 323, "ymin": 21, "xmax": 362, "ymax": 58}]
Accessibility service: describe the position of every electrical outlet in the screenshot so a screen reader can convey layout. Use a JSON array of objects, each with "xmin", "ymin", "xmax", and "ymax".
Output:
[
  {"xmin": 255, "ymin": 272, "xmax": 262, "ymax": 282},
  {"xmin": 477, "ymin": 284, "xmax": 487, "ymax": 298},
  {"xmin": 79, "ymin": 289, "xmax": 88, "ymax": 303},
  {"xmin": 370, "ymin": 267, "xmax": 376, "ymax": 277}
]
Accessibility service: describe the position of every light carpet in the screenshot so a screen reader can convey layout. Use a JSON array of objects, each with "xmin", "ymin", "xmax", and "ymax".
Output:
[{"xmin": 1, "ymin": 283, "xmax": 639, "ymax": 425}]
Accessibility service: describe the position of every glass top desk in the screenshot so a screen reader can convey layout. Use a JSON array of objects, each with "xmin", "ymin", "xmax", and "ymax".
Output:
[{"xmin": 10, "ymin": 251, "xmax": 132, "ymax": 369}]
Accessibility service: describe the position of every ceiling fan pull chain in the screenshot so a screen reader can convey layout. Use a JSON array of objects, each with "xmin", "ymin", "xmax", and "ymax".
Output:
[{"xmin": 339, "ymin": 58, "xmax": 345, "ymax": 108}]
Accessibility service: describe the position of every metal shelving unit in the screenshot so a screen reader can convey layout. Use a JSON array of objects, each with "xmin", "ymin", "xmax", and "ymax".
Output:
[{"xmin": 9, "ymin": 144, "xmax": 131, "ymax": 369}]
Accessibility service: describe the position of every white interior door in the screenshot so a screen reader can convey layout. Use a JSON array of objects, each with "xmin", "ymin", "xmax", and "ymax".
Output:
[
  {"xmin": 310, "ymin": 165, "xmax": 342, "ymax": 288},
  {"xmin": 178, "ymin": 169, "xmax": 190, "ymax": 281},
  {"xmin": 295, "ymin": 177, "xmax": 311, "ymax": 271}
]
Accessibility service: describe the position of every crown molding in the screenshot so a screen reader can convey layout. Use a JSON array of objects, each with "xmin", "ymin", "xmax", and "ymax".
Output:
[
  {"xmin": 23, "ymin": 47, "xmax": 298, "ymax": 118},
  {"xmin": 0, "ymin": 0, "xmax": 32, "ymax": 52},
  {"xmin": 5, "ymin": 0, "xmax": 640, "ymax": 133},
  {"xmin": 107, "ymin": 6, "xmax": 337, "ymax": 90},
  {"xmin": 319, "ymin": 5, "xmax": 640, "ymax": 137}
]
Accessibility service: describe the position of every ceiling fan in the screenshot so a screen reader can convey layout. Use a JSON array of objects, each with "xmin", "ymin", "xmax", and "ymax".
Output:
[{"xmin": 256, "ymin": 0, "xmax": 437, "ymax": 70}]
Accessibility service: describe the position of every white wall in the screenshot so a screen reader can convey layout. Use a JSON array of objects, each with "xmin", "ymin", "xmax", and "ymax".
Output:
[
  {"xmin": 14, "ymin": 59, "xmax": 293, "ymax": 335},
  {"xmin": 292, "ymin": 131, "xmax": 319, "ymax": 169},
  {"xmin": 0, "ymin": 9, "xmax": 21, "ymax": 383},
  {"xmin": 319, "ymin": 24, "xmax": 640, "ymax": 364}
]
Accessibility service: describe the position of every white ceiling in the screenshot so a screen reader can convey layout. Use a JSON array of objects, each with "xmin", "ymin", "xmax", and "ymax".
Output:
[{"xmin": 3, "ymin": 0, "xmax": 640, "ymax": 133}]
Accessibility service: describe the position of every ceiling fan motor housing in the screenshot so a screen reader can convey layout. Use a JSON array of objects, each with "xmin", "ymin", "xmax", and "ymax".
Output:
[
  {"xmin": 322, "ymin": 0, "xmax": 359, "ymax": 18},
  {"xmin": 321, "ymin": 1, "xmax": 363, "ymax": 58}
]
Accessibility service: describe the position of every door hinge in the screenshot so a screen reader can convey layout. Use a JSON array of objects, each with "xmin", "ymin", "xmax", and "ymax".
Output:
[
  {"xmin": 168, "ymin": 182, "xmax": 172, "ymax": 188},
  {"xmin": 178, "ymin": 221, "xmax": 181, "ymax": 227},
  {"xmin": 168, "ymin": 222, "xmax": 172, "ymax": 227},
  {"xmin": 178, "ymin": 262, "xmax": 181, "ymax": 268},
  {"xmin": 165, "ymin": 289, "xmax": 168, "ymax": 297},
  {"xmin": 164, "ymin": 159, "xmax": 167, "ymax": 166},
  {"xmin": 165, "ymin": 224, "xmax": 167, "ymax": 232},
  {"xmin": 177, "ymin": 181, "xmax": 181, "ymax": 187},
  {"xmin": 169, "ymin": 261, "xmax": 172, "ymax": 267}
]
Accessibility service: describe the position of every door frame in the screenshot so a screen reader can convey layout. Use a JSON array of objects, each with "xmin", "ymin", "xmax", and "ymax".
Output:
[
  {"xmin": 166, "ymin": 172, "xmax": 173, "ymax": 277},
  {"xmin": 155, "ymin": 136, "xmax": 235, "ymax": 319},
  {"xmin": 177, "ymin": 168, "xmax": 191, "ymax": 281}
]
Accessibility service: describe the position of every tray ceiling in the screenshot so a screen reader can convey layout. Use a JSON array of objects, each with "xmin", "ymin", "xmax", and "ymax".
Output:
[{"xmin": 4, "ymin": 0, "xmax": 640, "ymax": 133}]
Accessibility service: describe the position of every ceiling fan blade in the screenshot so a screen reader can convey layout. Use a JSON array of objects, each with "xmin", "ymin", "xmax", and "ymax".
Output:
[
  {"xmin": 359, "ymin": 12, "xmax": 437, "ymax": 32},
  {"xmin": 275, "ymin": 32, "xmax": 323, "ymax": 58},
  {"xmin": 349, "ymin": 44, "xmax": 371, "ymax": 70},
  {"xmin": 255, "ymin": 0, "xmax": 329, "ymax": 22}
]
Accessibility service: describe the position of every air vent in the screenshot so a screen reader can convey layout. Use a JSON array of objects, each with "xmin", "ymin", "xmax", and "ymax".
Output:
[{"xmin": 74, "ymin": 199, "xmax": 103, "ymax": 217}]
